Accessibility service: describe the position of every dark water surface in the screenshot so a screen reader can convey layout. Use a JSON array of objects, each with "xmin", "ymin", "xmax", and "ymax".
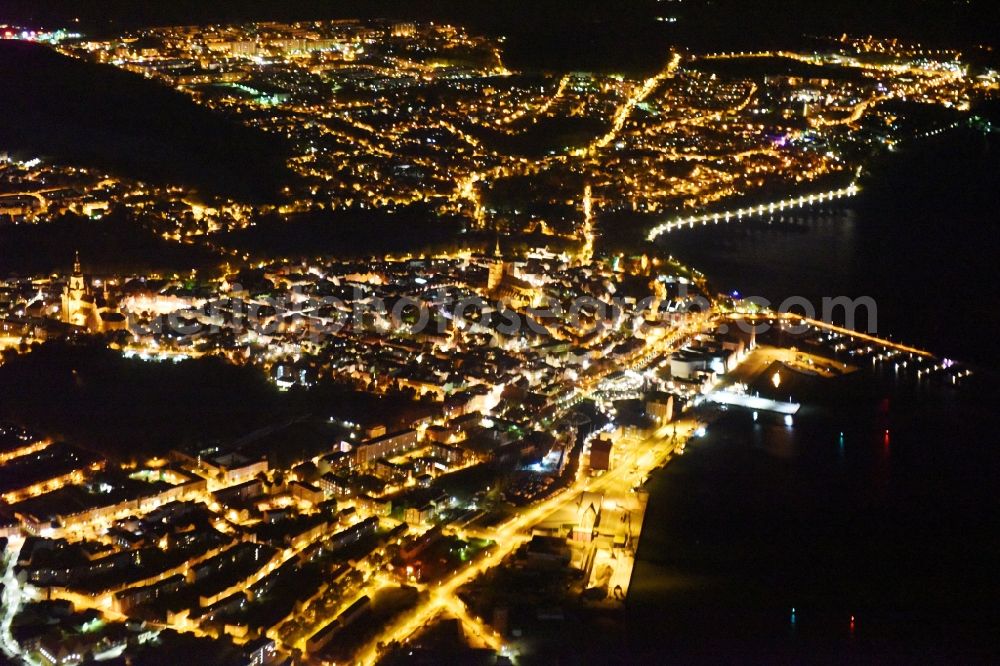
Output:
[
  {"xmin": 629, "ymin": 130, "xmax": 1000, "ymax": 658},
  {"xmin": 628, "ymin": 371, "xmax": 999, "ymax": 659},
  {"xmin": 660, "ymin": 128, "xmax": 1000, "ymax": 369}
]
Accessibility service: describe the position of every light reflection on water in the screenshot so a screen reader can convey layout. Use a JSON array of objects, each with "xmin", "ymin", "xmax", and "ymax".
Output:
[{"xmin": 627, "ymin": 362, "xmax": 999, "ymax": 654}]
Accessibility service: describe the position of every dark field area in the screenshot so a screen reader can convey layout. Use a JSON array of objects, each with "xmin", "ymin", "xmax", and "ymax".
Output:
[
  {"xmin": 211, "ymin": 207, "xmax": 475, "ymax": 259},
  {"xmin": 0, "ymin": 342, "xmax": 287, "ymax": 459},
  {"xmin": 689, "ymin": 56, "xmax": 868, "ymax": 83},
  {"xmin": 0, "ymin": 211, "xmax": 222, "ymax": 276},
  {"xmin": 0, "ymin": 41, "xmax": 293, "ymax": 201},
  {"xmin": 0, "ymin": 342, "xmax": 422, "ymax": 462},
  {"xmin": 473, "ymin": 116, "xmax": 608, "ymax": 157}
]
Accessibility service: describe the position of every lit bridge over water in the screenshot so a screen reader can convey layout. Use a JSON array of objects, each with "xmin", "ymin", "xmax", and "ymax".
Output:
[{"xmin": 647, "ymin": 183, "xmax": 860, "ymax": 241}]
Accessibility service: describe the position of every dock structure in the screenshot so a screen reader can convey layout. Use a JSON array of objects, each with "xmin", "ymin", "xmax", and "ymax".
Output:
[{"xmin": 705, "ymin": 391, "xmax": 800, "ymax": 415}]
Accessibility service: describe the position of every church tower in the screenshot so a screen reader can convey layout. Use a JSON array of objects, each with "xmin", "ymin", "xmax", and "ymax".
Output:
[
  {"xmin": 62, "ymin": 251, "xmax": 91, "ymax": 326},
  {"xmin": 487, "ymin": 236, "xmax": 504, "ymax": 292},
  {"xmin": 68, "ymin": 251, "xmax": 86, "ymax": 302}
]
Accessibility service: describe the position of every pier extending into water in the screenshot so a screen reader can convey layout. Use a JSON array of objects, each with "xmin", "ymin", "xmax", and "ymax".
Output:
[
  {"xmin": 705, "ymin": 391, "xmax": 801, "ymax": 415},
  {"xmin": 647, "ymin": 183, "xmax": 860, "ymax": 241}
]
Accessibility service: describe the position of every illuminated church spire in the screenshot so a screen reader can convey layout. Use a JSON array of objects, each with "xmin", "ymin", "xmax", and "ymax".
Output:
[
  {"xmin": 68, "ymin": 251, "xmax": 86, "ymax": 297},
  {"xmin": 62, "ymin": 251, "xmax": 90, "ymax": 327}
]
